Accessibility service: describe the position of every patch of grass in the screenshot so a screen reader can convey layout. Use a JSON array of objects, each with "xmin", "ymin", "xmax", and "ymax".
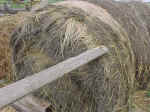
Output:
[
  {"xmin": 146, "ymin": 90, "xmax": 150, "ymax": 97},
  {"xmin": 0, "ymin": 0, "xmax": 64, "ymax": 9}
]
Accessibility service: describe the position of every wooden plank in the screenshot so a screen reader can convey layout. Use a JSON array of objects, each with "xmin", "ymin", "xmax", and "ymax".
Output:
[
  {"xmin": 10, "ymin": 95, "xmax": 49, "ymax": 112},
  {"xmin": 0, "ymin": 46, "xmax": 108, "ymax": 109}
]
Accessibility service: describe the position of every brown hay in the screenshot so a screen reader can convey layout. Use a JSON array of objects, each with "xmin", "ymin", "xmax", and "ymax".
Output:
[
  {"xmin": 132, "ymin": 90, "xmax": 150, "ymax": 112},
  {"xmin": 0, "ymin": 106, "xmax": 16, "ymax": 112},
  {"xmin": 0, "ymin": 13, "xmax": 30, "ymax": 80},
  {"xmin": 10, "ymin": 1, "xmax": 150, "ymax": 112}
]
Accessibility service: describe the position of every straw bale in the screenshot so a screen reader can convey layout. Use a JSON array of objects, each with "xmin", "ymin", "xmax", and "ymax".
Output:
[{"xmin": 10, "ymin": 1, "xmax": 150, "ymax": 112}]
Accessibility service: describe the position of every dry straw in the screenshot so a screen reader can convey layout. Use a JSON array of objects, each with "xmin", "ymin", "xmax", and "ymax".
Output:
[
  {"xmin": 7, "ymin": 0, "xmax": 150, "ymax": 112},
  {"xmin": 0, "ymin": 13, "xmax": 30, "ymax": 81}
]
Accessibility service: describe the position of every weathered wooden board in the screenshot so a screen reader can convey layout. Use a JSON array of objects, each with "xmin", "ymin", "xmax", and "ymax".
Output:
[
  {"xmin": 0, "ymin": 46, "xmax": 108, "ymax": 109},
  {"xmin": 10, "ymin": 95, "xmax": 49, "ymax": 112}
]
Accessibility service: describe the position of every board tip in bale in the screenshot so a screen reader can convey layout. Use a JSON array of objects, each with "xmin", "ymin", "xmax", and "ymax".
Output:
[
  {"xmin": 10, "ymin": 0, "xmax": 150, "ymax": 112},
  {"xmin": 82, "ymin": 0, "xmax": 150, "ymax": 89}
]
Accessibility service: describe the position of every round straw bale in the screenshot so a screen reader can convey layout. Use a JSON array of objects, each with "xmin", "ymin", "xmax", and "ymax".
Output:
[{"xmin": 10, "ymin": 1, "xmax": 150, "ymax": 112}]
